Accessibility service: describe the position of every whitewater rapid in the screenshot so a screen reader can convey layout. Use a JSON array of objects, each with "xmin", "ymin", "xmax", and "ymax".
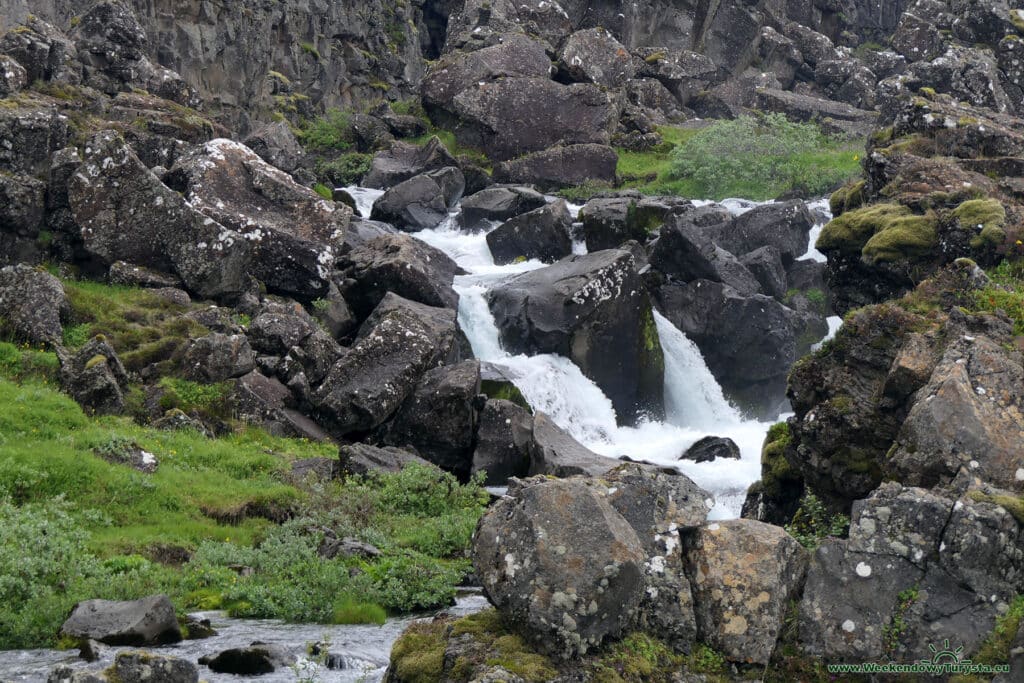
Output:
[{"xmin": 346, "ymin": 188, "xmax": 838, "ymax": 518}]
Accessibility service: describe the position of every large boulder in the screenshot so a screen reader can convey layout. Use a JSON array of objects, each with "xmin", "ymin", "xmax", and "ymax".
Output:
[
  {"xmin": 369, "ymin": 168, "xmax": 462, "ymax": 231},
  {"xmin": 69, "ymin": 131, "xmax": 252, "ymax": 301},
  {"xmin": 473, "ymin": 476, "xmax": 648, "ymax": 658},
  {"xmin": 649, "ymin": 213, "xmax": 762, "ymax": 296},
  {"xmin": 312, "ymin": 294, "xmax": 468, "ymax": 436},
  {"xmin": 579, "ymin": 195, "xmax": 692, "ymax": 251},
  {"xmin": 59, "ymin": 595, "xmax": 181, "ymax": 646},
  {"xmin": 338, "ymin": 232, "xmax": 461, "ymax": 320},
  {"xmin": 165, "ymin": 138, "xmax": 350, "ymax": 300},
  {"xmin": 458, "ymin": 185, "xmax": 547, "ymax": 231},
  {"xmin": 383, "ymin": 360, "xmax": 481, "ymax": 477},
  {"xmin": 486, "ymin": 250, "xmax": 664, "ymax": 423},
  {"xmin": 0, "ymin": 16, "xmax": 80, "ymax": 86},
  {"xmin": 0, "ymin": 264, "xmax": 69, "ymax": 345},
  {"xmin": 0, "ymin": 54, "xmax": 27, "ymax": 97},
  {"xmin": 0, "ymin": 101, "xmax": 69, "ymax": 177},
  {"xmin": 442, "ymin": 77, "xmax": 618, "ymax": 161},
  {"xmin": 528, "ymin": 412, "xmax": 619, "ymax": 478},
  {"xmin": 363, "ymin": 137, "xmax": 459, "ymax": 190},
  {"xmin": 485, "ymin": 199, "xmax": 573, "ymax": 265},
  {"xmin": 799, "ymin": 483, "xmax": 1023, "ymax": 662},
  {"xmin": 242, "ymin": 120, "xmax": 304, "ymax": 173},
  {"xmin": 557, "ymin": 28, "xmax": 636, "ymax": 88},
  {"xmin": 492, "ymin": 144, "xmax": 618, "ymax": 192},
  {"xmin": 199, "ymin": 644, "xmax": 295, "ymax": 675},
  {"xmin": 338, "ymin": 442, "xmax": 432, "ymax": 476},
  {"xmin": 181, "ymin": 333, "xmax": 256, "ymax": 383},
  {"xmin": 684, "ymin": 520, "xmax": 808, "ymax": 665},
  {"xmin": 709, "ymin": 200, "xmax": 814, "ymax": 266}
]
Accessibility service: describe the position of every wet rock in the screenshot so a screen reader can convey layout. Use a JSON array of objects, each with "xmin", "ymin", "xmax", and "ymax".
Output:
[
  {"xmin": 182, "ymin": 615, "xmax": 217, "ymax": 639},
  {"xmin": 59, "ymin": 337, "xmax": 130, "ymax": 415},
  {"xmin": 369, "ymin": 169, "xmax": 461, "ymax": 231},
  {"xmin": 111, "ymin": 652, "xmax": 199, "ymax": 683},
  {"xmin": 473, "ymin": 476, "xmax": 647, "ymax": 658},
  {"xmin": 492, "ymin": 144, "xmax": 617, "ymax": 192},
  {"xmin": 486, "ymin": 250, "xmax": 664, "ymax": 423},
  {"xmin": 69, "ymin": 130, "xmax": 252, "ymax": 301},
  {"xmin": 0, "ymin": 264, "xmax": 69, "ymax": 345},
  {"xmin": 242, "ymin": 121, "xmax": 304, "ymax": 173},
  {"xmin": 181, "ymin": 333, "xmax": 256, "ymax": 383},
  {"xmin": 471, "ymin": 398, "xmax": 534, "ymax": 484},
  {"xmin": 165, "ymin": 138, "xmax": 350, "ymax": 300},
  {"xmin": 486, "ymin": 199, "xmax": 573, "ymax": 265},
  {"xmin": 580, "ymin": 195, "xmax": 691, "ymax": 252},
  {"xmin": 47, "ymin": 666, "xmax": 106, "ymax": 683},
  {"xmin": 199, "ymin": 643, "xmax": 295, "ymax": 675},
  {"xmin": 60, "ymin": 595, "xmax": 182, "ymax": 646},
  {"xmin": 684, "ymin": 520, "xmax": 808, "ymax": 665},
  {"xmin": 529, "ymin": 412, "xmax": 619, "ymax": 478},
  {"xmin": 77, "ymin": 639, "xmax": 106, "ymax": 663},
  {"xmin": 713, "ymin": 201, "xmax": 814, "ymax": 266},
  {"xmin": 740, "ymin": 246, "xmax": 788, "ymax": 300},
  {"xmin": 384, "ymin": 360, "xmax": 481, "ymax": 477},
  {"xmin": 313, "ymin": 293, "xmax": 467, "ymax": 436},
  {"xmin": 649, "ymin": 212, "xmax": 761, "ymax": 296},
  {"xmin": 557, "ymin": 28, "xmax": 636, "ymax": 88},
  {"xmin": 458, "ymin": 185, "xmax": 547, "ymax": 231},
  {"xmin": 681, "ymin": 436, "xmax": 741, "ymax": 463},
  {"xmin": 363, "ymin": 137, "xmax": 459, "ymax": 190},
  {"xmin": 338, "ymin": 442, "xmax": 431, "ymax": 476},
  {"xmin": 338, "ymin": 232, "xmax": 461, "ymax": 320}
]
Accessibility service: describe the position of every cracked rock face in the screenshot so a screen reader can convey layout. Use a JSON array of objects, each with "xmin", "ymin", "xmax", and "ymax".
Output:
[{"xmin": 799, "ymin": 482, "xmax": 1024, "ymax": 662}]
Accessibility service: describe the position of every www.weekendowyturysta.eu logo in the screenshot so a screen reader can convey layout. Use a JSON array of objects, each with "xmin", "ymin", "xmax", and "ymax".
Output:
[{"xmin": 826, "ymin": 639, "xmax": 1010, "ymax": 677}]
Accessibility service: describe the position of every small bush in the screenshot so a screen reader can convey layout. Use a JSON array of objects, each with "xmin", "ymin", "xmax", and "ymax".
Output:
[
  {"xmin": 316, "ymin": 152, "xmax": 372, "ymax": 185},
  {"xmin": 301, "ymin": 109, "xmax": 354, "ymax": 151},
  {"xmin": 313, "ymin": 182, "xmax": 333, "ymax": 200},
  {"xmin": 669, "ymin": 114, "xmax": 861, "ymax": 200},
  {"xmin": 785, "ymin": 491, "xmax": 849, "ymax": 549}
]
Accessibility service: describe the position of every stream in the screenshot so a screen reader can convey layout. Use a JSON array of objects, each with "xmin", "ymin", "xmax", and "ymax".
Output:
[{"xmin": 0, "ymin": 191, "xmax": 841, "ymax": 681}]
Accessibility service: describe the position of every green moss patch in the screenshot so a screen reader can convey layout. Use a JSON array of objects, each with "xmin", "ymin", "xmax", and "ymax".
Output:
[
  {"xmin": 861, "ymin": 213, "xmax": 939, "ymax": 264},
  {"xmin": 951, "ymin": 198, "xmax": 1007, "ymax": 251},
  {"xmin": 817, "ymin": 203, "xmax": 913, "ymax": 255},
  {"xmin": 829, "ymin": 179, "xmax": 867, "ymax": 216}
]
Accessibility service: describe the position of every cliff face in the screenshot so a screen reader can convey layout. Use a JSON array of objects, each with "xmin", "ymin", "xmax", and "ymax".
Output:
[{"xmin": 0, "ymin": 0, "xmax": 424, "ymax": 130}]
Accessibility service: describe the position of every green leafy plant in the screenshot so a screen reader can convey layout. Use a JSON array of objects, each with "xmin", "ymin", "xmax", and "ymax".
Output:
[
  {"xmin": 301, "ymin": 109, "xmax": 354, "ymax": 151},
  {"xmin": 785, "ymin": 491, "xmax": 849, "ymax": 549}
]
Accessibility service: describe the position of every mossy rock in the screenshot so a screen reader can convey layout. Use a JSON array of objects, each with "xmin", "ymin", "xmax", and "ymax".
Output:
[
  {"xmin": 480, "ymin": 379, "xmax": 532, "ymax": 412},
  {"xmin": 389, "ymin": 621, "xmax": 447, "ymax": 683},
  {"xmin": 760, "ymin": 422, "xmax": 797, "ymax": 499},
  {"xmin": 828, "ymin": 180, "xmax": 867, "ymax": 217},
  {"xmin": 951, "ymin": 198, "xmax": 1007, "ymax": 251},
  {"xmin": 861, "ymin": 213, "xmax": 938, "ymax": 264},
  {"xmin": 816, "ymin": 203, "xmax": 913, "ymax": 255}
]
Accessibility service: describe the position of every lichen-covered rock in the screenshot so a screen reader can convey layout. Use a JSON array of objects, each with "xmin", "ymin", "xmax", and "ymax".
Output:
[
  {"xmin": 0, "ymin": 16, "xmax": 80, "ymax": 86},
  {"xmin": 246, "ymin": 307, "xmax": 316, "ymax": 356},
  {"xmin": 0, "ymin": 100, "xmax": 69, "ymax": 176},
  {"xmin": 338, "ymin": 442, "xmax": 432, "ymax": 476},
  {"xmin": 528, "ymin": 412, "xmax": 619, "ymax": 478},
  {"xmin": 69, "ymin": 130, "xmax": 252, "ymax": 301},
  {"xmin": 242, "ymin": 120, "xmax": 304, "ymax": 172},
  {"xmin": 485, "ymin": 199, "xmax": 573, "ymax": 265},
  {"xmin": 313, "ymin": 293, "xmax": 468, "ymax": 436},
  {"xmin": 338, "ymin": 232, "xmax": 461, "ymax": 320},
  {"xmin": 165, "ymin": 138, "xmax": 350, "ymax": 300},
  {"xmin": 363, "ymin": 137, "xmax": 459, "ymax": 190},
  {"xmin": 59, "ymin": 595, "xmax": 181, "ymax": 646},
  {"xmin": 384, "ymin": 360, "xmax": 481, "ymax": 477},
  {"xmin": 799, "ymin": 482, "xmax": 1023, "ymax": 662},
  {"xmin": 111, "ymin": 652, "xmax": 199, "ymax": 683},
  {"xmin": 473, "ymin": 476, "xmax": 647, "ymax": 658},
  {"xmin": 0, "ymin": 54, "xmax": 27, "ymax": 95},
  {"xmin": 471, "ymin": 398, "xmax": 534, "ymax": 484},
  {"xmin": 557, "ymin": 28, "xmax": 636, "ymax": 88},
  {"xmin": 684, "ymin": 519, "xmax": 807, "ymax": 665},
  {"xmin": 486, "ymin": 249, "xmax": 664, "ymax": 423},
  {"xmin": 181, "ymin": 333, "xmax": 256, "ymax": 383},
  {"xmin": 0, "ymin": 264, "xmax": 69, "ymax": 345}
]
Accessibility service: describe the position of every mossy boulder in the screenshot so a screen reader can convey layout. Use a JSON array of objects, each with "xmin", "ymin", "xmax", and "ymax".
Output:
[
  {"xmin": 860, "ymin": 213, "xmax": 938, "ymax": 264},
  {"xmin": 951, "ymin": 198, "xmax": 1007, "ymax": 250},
  {"xmin": 816, "ymin": 203, "xmax": 912, "ymax": 255},
  {"xmin": 828, "ymin": 180, "xmax": 867, "ymax": 217}
]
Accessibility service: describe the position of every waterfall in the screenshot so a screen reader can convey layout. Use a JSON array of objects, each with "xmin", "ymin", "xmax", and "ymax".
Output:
[{"xmin": 348, "ymin": 189, "xmax": 839, "ymax": 517}]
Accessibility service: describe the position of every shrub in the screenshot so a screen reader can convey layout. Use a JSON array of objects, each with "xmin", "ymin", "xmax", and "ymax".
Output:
[
  {"xmin": 313, "ymin": 182, "xmax": 333, "ymax": 200},
  {"xmin": 301, "ymin": 109, "xmax": 354, "ymax": 151},
  {"xmin": 785, "ymin": 491, "xmax": 849, "ymax": 549},
  {"xmin": 669, "ymin": 114, "xmax": 860, "ymax": 200},
  {"xmin": 316, "ymin": 152, "xmax": 372, "ymax": 185}
]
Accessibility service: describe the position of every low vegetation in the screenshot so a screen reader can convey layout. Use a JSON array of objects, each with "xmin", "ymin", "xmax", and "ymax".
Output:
[{"xmin": 785, "ymin": 491, "xmax": 850, "ymax": 550}]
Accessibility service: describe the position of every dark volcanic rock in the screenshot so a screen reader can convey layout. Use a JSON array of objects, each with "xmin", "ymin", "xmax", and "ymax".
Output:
[
  {"xmin": 486, "ymin": 199, "xmax": 573, "ymax": 265},
  {"xmin": 557, "ymin": 28, "xmax": 636, "ymax": 88},
  {"xmin": 384, "ymin": 360, "xmax": 481, "ymax": 477},
  {"xmin": 59, "ymin": 337, "xmax": 130, "ymax": 415},
  {"xmin": 242, "ymin": 121, "xmax": 304, "ymax": 172},
  {"xmin": 458, "ymin": 185, "xmax": 548, "ymax": 231},
  {"xmin": 60, "ymin": 595, "xmax": 181, "ymax": 646},
  {"xmin": 492, "ymin": 144, "xmax": 618, "ymax": 192},
  {"xmin": 181, "ymin": 333, "xmax": 256, "ymax": 383},
  {"xmin": 471, "ymin": 398, "xmax": 534, "ymax": 484},
  {"xmin": 338, "ymin": 233, "xmax": 461, "ymax": 320},
  {"xmin": 681, "ymin": 436, "xmax": 741, "ymax": 463},
  {"xmin": 580, "ymin": 195, "xmax": 691, "ymax": 252},
  {"xmin": 529, "ymin": 412, "xmax": 619, "ymax": 478},
  {"xmin": 369, "ymin": 170, "xmax": 459, "ymax": 231},
  {"xmin": 0, "ymin": 264, "xmax": 69, "ymax": 345},
  {"xmin": 486, "ymin": 250, "xmax": 664, "ymax": 423},
  {"xmin": 338, "ymin": 443, "xmax": 432, "ymax": 476},
  {"xmin": 313, "ymin": 294, "xmax": 467, "ymax": 436},
  {"xmin": 69, "ymin": 130, "xmax": 252, "ymax": 301},
  {"xmin": 363, "ymin": 137, "xmax": 459, "ymax": 190},
  {"xmin": 199, "ymin": 644, "xmax": 294, "ymax": 675}
]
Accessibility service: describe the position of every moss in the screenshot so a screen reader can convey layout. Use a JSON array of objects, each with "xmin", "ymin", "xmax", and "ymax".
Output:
[
  {"xmin": 267, "ymin": 70, "xmax": 291, "ymax": 86},
  {"xmin": 919, "ymin": 86, "xmax": 937, "ymax": 99},
  {"xmin": 299, "ymin": 41, "xmax": 321, "ymax": 60},
  {"xmin": 480, "ymin": 379, "xmax": 532, "ymax": 411},
  {"xmin": 951, "ymin": 198, "xmax": 1007, "ymax": 251},
  {"xmin": 487, "ymin": 633, "xmax": 559, "ymax": 681},
  {"xmin": 450, "ymin": 608, "xmax": 505, "ymax": 637},
  {"xmin": 591, "ymin": 632, "xmax": 690, "ymax": 683},
  {"xmin": 625, "ymin": 201, "xmax": 665, "ymax": 234},
  {"xmin": 643, "ymin": 50, "xmax": 668, "ymax": 64},
  {"xmin": 861, "ymin": 213, "xmax": 939, "ymax": 264},
  {"xmin": 817, "ymin": 203, "xmax": 913, "ymax": 255},
  {"xmin": 973, "ymin": 595, "xmax": 1024, "ymax": 664},
  {"xmin": 312, "ymin": 182, "xmax": 333, "ymax": 200},
  {"xmin": 829, "ymin": 395, "xmax": 853, "ymax": 414},
  {"xmin": 828, "ymin": 179, "xmax": 867, "ymax": 217},
  {"xmin": 968, "ymin": 491, "xmax": 1024, "ymax": 525},
  {"xmin": 1012, "ymin": 9, "xmax": 1024, "ymax": 34},
  {"xmin": 83, "ymin": 354, "xmax": 107, "ymax": 371}
]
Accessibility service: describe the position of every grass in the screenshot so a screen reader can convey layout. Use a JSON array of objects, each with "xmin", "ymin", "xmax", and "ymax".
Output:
[
  {"xmin": 972, "ymin": 260, "xmax": 1024, "ymax": 335},
  {"xmin": 409, "ymin": 128, "xmax": 491, "ymax": 168}
]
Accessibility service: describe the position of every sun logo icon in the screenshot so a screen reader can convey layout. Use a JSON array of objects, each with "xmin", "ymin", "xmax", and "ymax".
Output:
[{"xmin": 921, "ymin": 639, "xmax": 970, "ymax": 666}]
